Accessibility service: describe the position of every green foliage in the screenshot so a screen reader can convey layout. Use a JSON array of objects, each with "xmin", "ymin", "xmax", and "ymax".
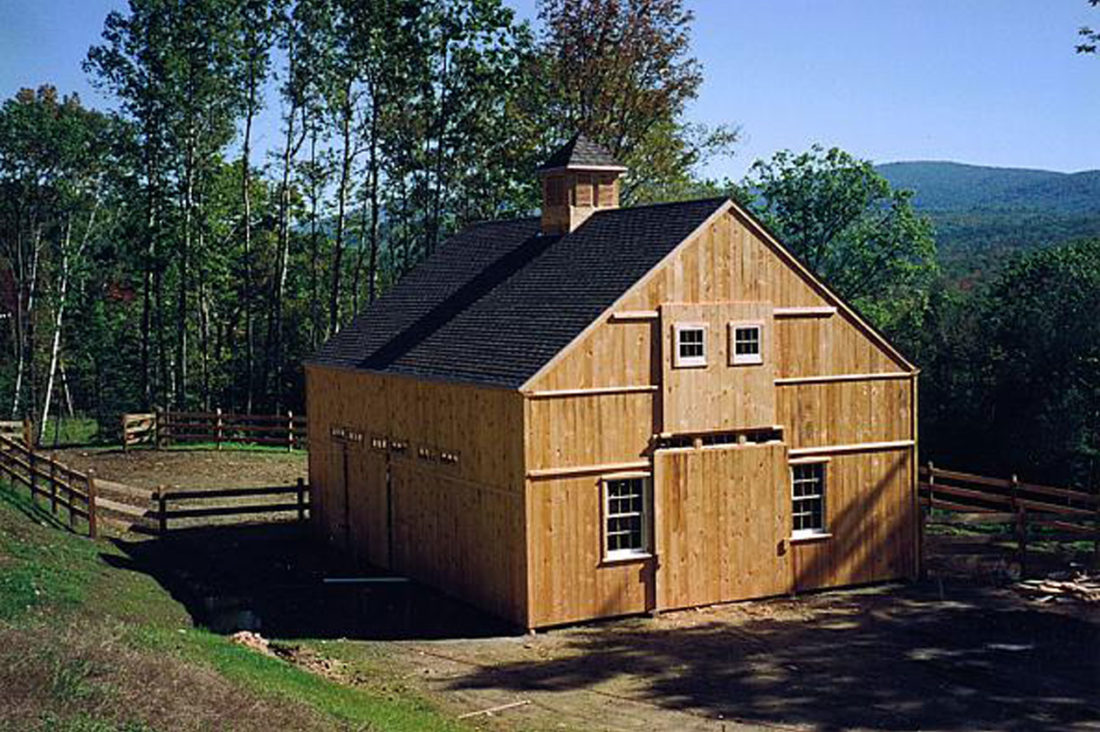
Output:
[
  {"xmin": 918, "ymin": 238, "xmax": 1100, "ymax": 487},
  {"xmin": 534, "ymin": 0, "xmax": 738, "ymax": 203},
  {"xmin": 744, "ymin": 146, "xmax": 939, "ymax": 344}
]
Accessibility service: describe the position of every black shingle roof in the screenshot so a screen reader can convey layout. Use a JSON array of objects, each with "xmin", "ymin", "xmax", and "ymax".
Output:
[
  {"xmin": 310, "ymin": 197, "xmax": 729, "ymax": 388},
  {"xmin": 537, "ymin": 133, "xmax": 626, "ymax": 171}
]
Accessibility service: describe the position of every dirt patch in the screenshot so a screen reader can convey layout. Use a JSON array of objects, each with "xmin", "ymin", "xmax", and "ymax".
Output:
[
  {"xmin": 374, "ymin": 582, "xmax": 1100, "ymax": 732},
  {"xmin": 55, "ymin": 448, "xmax": 306, "ymax": 491}
]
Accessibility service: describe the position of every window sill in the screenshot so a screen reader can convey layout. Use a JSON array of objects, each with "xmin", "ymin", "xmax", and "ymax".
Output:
[
  {"xmin": 790, "ymin": 532, "xmax": 832, "ymax": 544},
  {"xmin": 673, "ymin": 361, "xmax": 707, "ymax": 369},
  {"xmin": 601, "ymin": 552, "xmax": 653, "ymax": 566}
]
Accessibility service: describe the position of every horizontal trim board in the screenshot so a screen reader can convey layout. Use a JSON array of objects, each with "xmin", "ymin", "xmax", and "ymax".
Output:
[
  {"xmin": 525, "ymin": 385, "xmax": 658, "ymax": 399},
  {"xmin": 775, "ymin": 371, "xmax": 914, "ymax": 385},
  {"xmin": 788, "ymin": 440, "xmax": 915, "ymax": 457},
  {"xmin": 610, "ymin": 310, "xmax": 659, "ymax": 322},
  {"xmin": 773, "ymin": 306, "xmax": 837, "ymax": 318},
  {"xmin": 527, "ymin": 460, "xmax": 651, "ymax": 480}
]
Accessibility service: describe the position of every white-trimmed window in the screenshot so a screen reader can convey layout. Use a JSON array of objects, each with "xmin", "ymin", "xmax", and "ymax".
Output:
[
  {"xmin": 673, "ymin": 323, "xmax": 707, "ymax": 368},
  {"xmin": 730, "ymin": 322, "xmax": 764, "ymax": 366},
  {"xmin": 603, "ymin": 475, "xmax": 651, "ymax": 560},
  {"xmin": 791, "ymin": 462, "xmax": 827, "ymax": 537}
]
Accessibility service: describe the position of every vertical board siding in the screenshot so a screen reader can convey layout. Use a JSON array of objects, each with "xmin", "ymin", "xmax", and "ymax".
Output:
[
  {"xmin": 660, "ymin": 301, "xmax": 776, "ymax": 434},
  {"xmin": 526, "ymin": 475, "xmax": 654, "ymax": 627},
  {"xmin": 654, "ymin": 443, "xmax": 791, "ymax": 610},
  {"xmin": 791, "ymin": 449, "xmax": 916, "ymax": 591},
  {"xmin": 526, "ymin": 392, "xmax": 656, "ymax": 472},
  {"xmin": 306, "ymin": 365, "xmax": 528, "ymax": 626},
  {"xmin": 776, "ymin": 380, "xmax": 912, "ymax": 449}
]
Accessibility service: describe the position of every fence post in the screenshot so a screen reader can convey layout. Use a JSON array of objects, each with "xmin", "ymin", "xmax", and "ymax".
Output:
[
  {"xmin": 157, "ymin": 486, "xmax": 167, "ymax": 535},
  {"xmin": 28, "ymin": 446, "xmax": 38, "ymax": 505},
  {"xmin": 153, "ymin": 408, "xmax": 162, "ymax": 449},
  {"xmin": 297, "ymin": 477, "xmax": 306, "ymax": 521},
  {"xmin": 216, "ymin": 407, "xmax": 224, "ymax": 451},
  {"xmin": 87, "ymin": 469, "xmax": 98, "ymax": 539},
  {"xmin": 49, "ymin": 452, "xmax": 58, "ymax": 515},
  {"xmin": 288, "ymin": 410, "xmax": 295, "ymax": 452},
  {"xmin": 22, "ymin": 419, "xmax": 33, "ymax": 449},
  {"xmin": 1093, "ymin": 502, "xmax": 1100, "ymax": 571}
]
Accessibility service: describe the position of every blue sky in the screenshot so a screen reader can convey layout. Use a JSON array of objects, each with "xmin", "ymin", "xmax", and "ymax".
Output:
[{"xmin": 2, "ymin": 0, "xmax": 1097, "ymax": 179}]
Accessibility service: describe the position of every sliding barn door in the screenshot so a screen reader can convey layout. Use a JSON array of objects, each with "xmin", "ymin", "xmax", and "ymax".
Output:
[{"xmin": 654, "ymin": 443, "xmax": 792, "ymax": 611}]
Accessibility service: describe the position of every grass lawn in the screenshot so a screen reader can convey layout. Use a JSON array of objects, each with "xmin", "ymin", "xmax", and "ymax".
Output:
[{"xmin": 0, "ymin": 481, "xmax": 468, "ymax": 732}]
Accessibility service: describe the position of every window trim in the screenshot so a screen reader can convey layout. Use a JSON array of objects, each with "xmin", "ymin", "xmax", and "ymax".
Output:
[
  {"xmin": 600, "ymin": 472, "xmax": 653, "ymax": 562},
  {"xmin": 790, "ymin": 460, "xmax": 828, "ymax": 540},
  {"xmin": 729, "ymin": 321, "xmax": 765, "ymax": 366},
  {"xmin": 673, "ymin": 322, "xmax": 708, "ymax": 368}
]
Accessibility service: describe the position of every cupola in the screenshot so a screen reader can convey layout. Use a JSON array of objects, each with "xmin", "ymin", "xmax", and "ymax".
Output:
[{"xmin": 538, "ymin": 133, "xmax": 627, "ymax": 235}]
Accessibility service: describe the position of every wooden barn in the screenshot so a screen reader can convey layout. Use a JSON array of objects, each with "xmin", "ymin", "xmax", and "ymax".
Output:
[{"xmin": 306, "ymin": 134, "xmax": 919, "ymax": 630}]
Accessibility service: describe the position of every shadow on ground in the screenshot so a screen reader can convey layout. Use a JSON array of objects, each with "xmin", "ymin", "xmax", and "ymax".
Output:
[
  {"xmin": 104, "ymin": 521, "xmax": 515, "ymax": 640},
  {"xmin": 450, "ymin": 582, "xmax": 1100, "ymax": 731}
]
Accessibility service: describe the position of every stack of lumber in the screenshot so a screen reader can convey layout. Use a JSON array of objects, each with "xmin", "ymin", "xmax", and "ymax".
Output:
[{"xmin": 1014, "ymin": 572, "xmax": 1100, "ymax": 604}]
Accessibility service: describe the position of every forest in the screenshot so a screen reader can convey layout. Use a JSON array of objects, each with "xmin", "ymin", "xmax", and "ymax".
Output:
[{"xmin": 1, "ymin": 0, "xmax": 1097, "ymax": 490}]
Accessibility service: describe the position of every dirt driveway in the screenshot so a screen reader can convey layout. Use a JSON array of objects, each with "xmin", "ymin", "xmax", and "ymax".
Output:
[{"xmin": 387, "ymin": 582, "xmax": 1099, "ymax": 731}]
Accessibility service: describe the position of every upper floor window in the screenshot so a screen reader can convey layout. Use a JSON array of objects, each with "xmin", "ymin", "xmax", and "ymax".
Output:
[
  {"xmin": 730, "ymin": 322, "xmax": 764, "ymax": 366},
  {"xmin": 791, "ymin": 462, "xmax": 827, "ymax": 538},
  {"xmin": 674, "ymin": 323, "xmax": 707, "ymax": 368}
]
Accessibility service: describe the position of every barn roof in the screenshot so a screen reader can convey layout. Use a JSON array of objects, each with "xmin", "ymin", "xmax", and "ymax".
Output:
[{"xmin": 309, "ymin": 197, "xmax": 729, "ymax": 388}]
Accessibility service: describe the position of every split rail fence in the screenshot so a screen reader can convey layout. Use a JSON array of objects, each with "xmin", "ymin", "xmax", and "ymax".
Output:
[
  {"xmin": 0, "ymin": 419, "xmax": 32, "ymax": 446},
  {"xmin": 0, "ymin": 434, "xmax": 98, "ymax": 537},
  {"xmin": 919, "ymin": 463, "xmax": 1100, "ymax": 574},
  {"xmin": 151, "ymin": 479, "xmax": 310, "ymax": 534},
  {"xmin": 123, "ymin": 409, "xmax": 307, "ymax": 451}
]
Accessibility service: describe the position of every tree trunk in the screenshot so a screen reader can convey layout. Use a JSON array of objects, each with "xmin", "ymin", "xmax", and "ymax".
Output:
[
  {"xmin": 241, "ymin": 63, "xmax": 256, "ymax": 414},
  {"xmin": 329, "ymin": 91, "xmax": 354, "ymax": 336}
]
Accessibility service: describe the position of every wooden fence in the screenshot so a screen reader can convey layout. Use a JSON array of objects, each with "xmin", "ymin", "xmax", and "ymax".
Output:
[
  {"xmin": 151, "ymin": 478, "xmax": 309, "ymax": 533},
  {"xmin": 0, "ymin": 419, "xmax": 32, "ymax": 447},
  {"xmin": 920, "ymin": 463, "xmax": 1100, "ymax": 574},
  {"xmin": 122, "ymin": 409, "xmax": 307, "ymax": 451},
  {"xmin": 0, "ymin": 434, "xmax": 97, "ymax": 537}
]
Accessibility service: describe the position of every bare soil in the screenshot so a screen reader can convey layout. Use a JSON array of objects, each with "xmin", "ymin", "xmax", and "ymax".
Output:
[{"xmin": 55, "ymin": 447, "xmax": 306, "ymax": 491}]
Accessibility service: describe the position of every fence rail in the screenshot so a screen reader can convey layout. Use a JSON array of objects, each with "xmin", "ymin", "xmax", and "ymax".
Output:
[
  {"xmin": 919, "ymin": 462, "xmax": 1100, "ymax": 574},
  {"xmin": 152, "ymin": 478, "xmax": 309, "ymax": 533},
  {"xmin": 0, "ymin": 434, "xmax": 97, "ymax": 537},
  {"xmin": 122, "ymin": 409, "xmax": 307, "ymax": 451},
  {"xmin": 0, "ymin": 419, "xmax": 32, "ymax": 447}
]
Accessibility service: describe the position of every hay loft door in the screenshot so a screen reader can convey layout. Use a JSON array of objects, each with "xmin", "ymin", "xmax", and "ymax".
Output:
[{"xmin": 653, "ymin": 443, "xmax": 792, "ymax": 611}]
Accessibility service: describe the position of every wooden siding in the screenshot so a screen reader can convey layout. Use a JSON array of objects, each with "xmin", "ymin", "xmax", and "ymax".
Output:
[
  {"xmin": 776, "ymin": 379, "xmax": 912, "ymax": 449},
  {"xmin": 654, "ymin": 443, "xmax": 791, "ymax": 610},
  {"xmin": 660, "ymin": 301, "xmax": 775, "ymax": 434},
  {"xmin": 526, "ymin": 474, "xmax": 654, "ymax": 627},
  {"xmin": 525, "ymin": 392, "xmax": 656, "ymax": 472},
  {"xmin": 791, "ymin": 449, "xmax": 917, "ymax": 591},
  {"xmin": 306, "ymin": 365, "xmax": 528, "ymax": 625}
]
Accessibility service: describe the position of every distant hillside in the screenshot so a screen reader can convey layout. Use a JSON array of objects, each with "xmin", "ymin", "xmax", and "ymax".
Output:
[{"xmin": 875, "ymin": 161, "xmax": 1100, "ymax": 274}]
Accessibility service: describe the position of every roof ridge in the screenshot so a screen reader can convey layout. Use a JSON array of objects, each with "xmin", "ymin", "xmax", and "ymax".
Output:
[{"xmin": 589, "ymin": 195, "xmax": 730, "ymax": 216}]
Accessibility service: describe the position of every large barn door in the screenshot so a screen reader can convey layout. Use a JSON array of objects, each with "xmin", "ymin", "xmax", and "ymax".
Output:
[
  {"xmin": 654, "ymin": 443, "xmax": 791, "ymax": 611},
  {"xmin": 346, "ymin": 447, "xmax": 391, "ymax": 569}
]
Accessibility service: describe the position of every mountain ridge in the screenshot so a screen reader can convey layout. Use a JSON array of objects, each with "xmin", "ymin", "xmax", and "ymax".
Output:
[{"xmin": 873, "ymin": 160, "xmax": 1100, "ymax": 269}]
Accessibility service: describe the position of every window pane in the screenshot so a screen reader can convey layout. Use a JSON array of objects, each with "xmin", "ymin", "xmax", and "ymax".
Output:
[
  {"xmin": 606, "ymin": 478, "xmax": 647, "ymax": 554},
  {"xmin": 791, "ymin": 464, "xmax": 826, "ymax": 533}
]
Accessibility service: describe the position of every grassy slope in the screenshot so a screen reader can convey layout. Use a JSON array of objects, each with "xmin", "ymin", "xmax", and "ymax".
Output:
[{"xmin": 0, "ymin": 483, "xmax": 466, "ymax": 732}]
